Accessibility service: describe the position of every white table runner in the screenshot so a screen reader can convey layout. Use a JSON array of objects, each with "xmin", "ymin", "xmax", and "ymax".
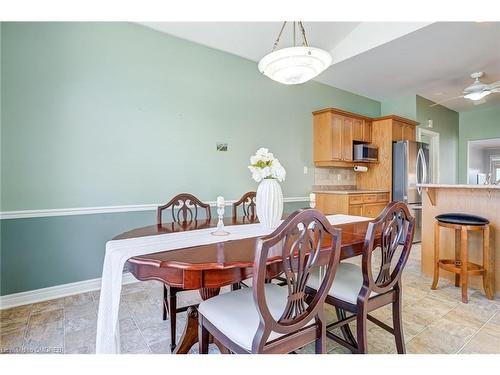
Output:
[{"xmin": 95, "ymin": 214, "xmax": 370, "ymax": 354}]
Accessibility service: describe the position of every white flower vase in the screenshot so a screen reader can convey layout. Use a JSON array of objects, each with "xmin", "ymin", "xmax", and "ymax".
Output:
[{"xmin": 256, "ymin": 178, "xmax": 283, "ymax": 229}]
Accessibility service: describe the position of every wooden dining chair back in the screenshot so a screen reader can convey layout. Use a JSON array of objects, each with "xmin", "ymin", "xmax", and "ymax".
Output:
[
  {"xmin": 362, "ymin": 201, "xmax": 415, "ymax": 296},
  {"xmin": 306, "ymin": 201, "xmax": 415, "ymax": 354},
  {"xmin": 198, "ymin": 208, "xmax": 341, "ymax": 354},
  {"xmin": 252, "ymin": 208, "xmax": 342, "ymax": 353},
  {"xmin": 156, "ymin": 192, "xmax": 211, "ymax": 352},
  {"xmin": 157, "ymin": 193, "xmax": 211, "ymax": 224},
  {"xmin": 232, "ymin": 191, "xmax": 256, "ymax": 219}
]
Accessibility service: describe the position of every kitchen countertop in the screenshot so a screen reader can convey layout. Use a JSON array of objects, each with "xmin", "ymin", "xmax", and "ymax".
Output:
[
  {"xmin": 418, "ymin": 184, "xmax": 500, "ymax": 190},
  {"xmin": 314, "ymin": 189, "xmax": 389, "ymax": 195}
]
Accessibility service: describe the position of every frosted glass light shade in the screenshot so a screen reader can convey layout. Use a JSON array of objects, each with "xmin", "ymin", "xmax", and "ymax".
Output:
[{"xmin": 258, "ymin": 46, "xmax": 332, "ymax": 85}]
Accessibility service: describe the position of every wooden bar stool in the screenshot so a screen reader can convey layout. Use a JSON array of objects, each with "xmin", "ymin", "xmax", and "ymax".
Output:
[{"xmin": 431, "ymin": 213, "xmax": 494, "ymax": 303}]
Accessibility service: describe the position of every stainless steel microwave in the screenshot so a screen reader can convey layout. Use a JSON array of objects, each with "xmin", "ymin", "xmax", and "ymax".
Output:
[{"xmin": 353, "ymin": 144, "xmax": 378, "ymax": 161}]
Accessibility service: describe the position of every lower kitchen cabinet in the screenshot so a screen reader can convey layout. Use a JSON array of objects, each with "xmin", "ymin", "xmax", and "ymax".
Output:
[
  {"xmin": 362, "ymin": 202, "xmax": 389, "ymax": 218},
  {"xmin": 316, "ymin": 192, "xmax": 390, "ymax": 218},
  {"xmin": 348, "ymin": 204, "xmax": 363, "ymax": 216}
]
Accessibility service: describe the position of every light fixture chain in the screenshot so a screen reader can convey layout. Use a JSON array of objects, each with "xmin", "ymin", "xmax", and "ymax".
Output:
[
  {"xmin": 293, "ymin": 22, "xmax": 296, "ymax": 47},
  {"xmin": 272, "ymin": 21, "xmax": 287, "ymax": 51},
  {"xmin": 299, "ymin": 22, "xmax": 309, "ymax": 47}
]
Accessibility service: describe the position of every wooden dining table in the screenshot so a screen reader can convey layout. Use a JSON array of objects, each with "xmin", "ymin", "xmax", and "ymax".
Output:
[{"xmin": 118, "ymin": 214, "xmax": 372, "ymax": 354}]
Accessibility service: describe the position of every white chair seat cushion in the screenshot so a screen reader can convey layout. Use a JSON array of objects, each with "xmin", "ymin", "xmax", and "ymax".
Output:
[
  {"xmin": 307, "ymin": 262, "xmax": 371, "ymax": 304},
  {"xmin": 198, "ymin": 283, "xmax": 301, "ymax": 351}
]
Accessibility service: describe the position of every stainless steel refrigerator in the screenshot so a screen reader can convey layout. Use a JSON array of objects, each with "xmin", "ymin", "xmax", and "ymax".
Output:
[{"xmin": 392, "ymin": 141, "xmax": 430, "ymax": 243}]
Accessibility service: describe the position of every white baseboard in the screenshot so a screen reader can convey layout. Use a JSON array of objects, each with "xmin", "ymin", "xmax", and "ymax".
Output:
[{"xmin": 0, "ymin": 273, "xmax": 139, "ymax": 310}]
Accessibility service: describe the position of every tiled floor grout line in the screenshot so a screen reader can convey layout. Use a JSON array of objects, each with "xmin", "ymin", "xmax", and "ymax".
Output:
[
  {"xmin": 324, "ymin": 290, "xmax": 432, "ymax": 354},
  {"xmin": 402, "ymin": 290, "xmax": 460, "ymax": 349},
  {"xmin": 126, "ymin": 298, "xmax": 154, "ymax": 354},
  {"xmin": 455, "ymin": 309, "xmax": 499, "ymax": 354},
  {"xmin": 21, "ymin": 304, "xmax": 34, "ymax": 352},
  {"xmin": 62, "ymin": 305, "xmax": 66, "ymax": 354}
]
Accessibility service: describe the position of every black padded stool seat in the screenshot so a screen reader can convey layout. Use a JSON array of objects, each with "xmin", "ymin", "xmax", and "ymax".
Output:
[
  {"xmin": 432, "ymin": 212, "xmax": 493, "ymax": 304},
  {"xmin": 435, "ymin": 213, "xmax": 489, "ymax": 226}
]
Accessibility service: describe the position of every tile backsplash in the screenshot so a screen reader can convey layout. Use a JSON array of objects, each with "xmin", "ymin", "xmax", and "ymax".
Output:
[{"xmin": 314, "ymin": 167, "xmax": 356, "ymax": 186}]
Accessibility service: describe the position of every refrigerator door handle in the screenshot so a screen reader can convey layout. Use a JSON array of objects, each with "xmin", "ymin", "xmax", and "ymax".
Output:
[
  {"xmin": 421, "ymin": 149, "xmax": 428, "ymax": 184},
  {"xmin": 416, "ymin": 148, "xmax": 425, "ymax": 195}
]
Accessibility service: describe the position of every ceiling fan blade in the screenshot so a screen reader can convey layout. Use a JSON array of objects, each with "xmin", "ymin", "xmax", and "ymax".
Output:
[
  {"xmin": 487, "ymin": 80, "xmax": 500, "ymax": 89},
  {"xmin": 473, "ymin": 98, "xmax": 487, "ymax": 106},
  {"xmin": 429, "ymin": 95, "xmax": 464, "ymax": 107}
]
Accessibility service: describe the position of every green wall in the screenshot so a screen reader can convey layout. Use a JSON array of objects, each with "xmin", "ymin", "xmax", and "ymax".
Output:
[
  {"xmin": 1, "ymin": 22, "xmax": 380, "ymax": 212},
  {"xmin": 416, "ymin": 95, "xmax": 459, "ymax": 184},
  {"xmin": 0, "ymin": 22, "xmax": 381, "ymax": 295},
  {"xmin": 459, "ymin": 105, "xmax": 500, "ymax": 183},
  {"xmin": 381, "ymin": 95, "xmax": 460, "ymax": 184},
  {"xmin": 381, "ymin": 95, "xmax": 417, "ymax": 120}
]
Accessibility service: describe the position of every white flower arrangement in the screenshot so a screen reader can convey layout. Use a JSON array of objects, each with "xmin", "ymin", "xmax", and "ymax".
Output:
[{"xmin": 248, "ymin": 147, "xmax": 286, "ymax": 183}]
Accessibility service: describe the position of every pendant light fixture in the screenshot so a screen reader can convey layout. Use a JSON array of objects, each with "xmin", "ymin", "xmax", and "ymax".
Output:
[{"xmin": 258, "ymin": 22, "xmax": 332, "ymax": 85}]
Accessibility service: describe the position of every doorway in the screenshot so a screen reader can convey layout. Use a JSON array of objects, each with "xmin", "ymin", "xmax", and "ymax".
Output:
[{"xmin": 417, "ymin": 127, "xmax": 440, "ymax": 183}]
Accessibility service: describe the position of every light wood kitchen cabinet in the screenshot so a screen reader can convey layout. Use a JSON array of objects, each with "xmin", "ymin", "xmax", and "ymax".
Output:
[
  {"xmin": 352, "ymin": 118, "xmax": 363, "ymax": 141},
  {"xmin": 342, "ymin": 117, "xmax": 353, "ymax": 161},
  {"xmin": 331, "ymin": 114, "xmax": 343, "ymax": 160},
  {"xmin": 348, "ymin": 205, "xmax": 363, "ymax": 216},
  {"xmin": 316, "ymin": 192, "xmax": 390, "ymax": 217},
  {"xmin": 357, "ymin": 115, "xmax": 419, "ymax": 197},
  {"xmin": 392, "ymin": 120, "xmax": 416, "ymax": 141},
  {"xmin": 363, "ymin": 202, "xmax": 388, "ymax": 218},
  {"xmin": 402, "ymin": 123, "xmax": 416, "ymax": 141},
  {"xmin": 313, "ymin": 111, "xmax": 341, "ymax": 162},
  {"xmin": 352, "ymin": 119, "xmax": 372, "ymax": 143},
  {"xmin": 312, "ymin": 109, "xmax": 418, "ymax": 204},
  {"xmin": 364, "ymin": 121, "xmax": 372, "ymax": 143},
  {"xmin": 313, "ymin": 108, "xmax": 373, "ymax": 166}
]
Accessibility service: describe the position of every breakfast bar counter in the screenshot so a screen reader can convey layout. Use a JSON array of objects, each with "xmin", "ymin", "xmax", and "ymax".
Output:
[{"xmin": 419, "ymin": 184, "xmax": 500, "ymax": 296}]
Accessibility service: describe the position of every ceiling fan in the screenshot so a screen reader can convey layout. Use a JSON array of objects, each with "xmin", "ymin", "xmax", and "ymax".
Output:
[{"xmin": 430, "ymin": 72, "xmax": 500, "ymax": 107}]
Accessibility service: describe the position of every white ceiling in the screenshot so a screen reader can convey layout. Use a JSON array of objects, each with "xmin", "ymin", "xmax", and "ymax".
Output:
[
  {"xmin": 141, "ymin": 22, "xmax": 360, "ymax": 62},
  {"xmin": 140, "ymin": 22, "xmax": 500, "ymax": 112},
  {"xmin": 317, "ymin": 22, "xmax": 500, "ymax": 112}
]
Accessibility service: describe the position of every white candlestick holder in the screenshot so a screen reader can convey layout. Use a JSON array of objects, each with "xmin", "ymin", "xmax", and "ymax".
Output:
[
  {"xmin": 211, "ymin": 206, "xmax": 230, "ymax": 236},
  {"xmin": 309, "ymin": 193, "xmax": 316, "ymax": 209}
]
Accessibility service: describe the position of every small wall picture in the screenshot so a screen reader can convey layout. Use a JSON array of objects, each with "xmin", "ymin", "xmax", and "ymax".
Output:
[{"xmin": 216, "ymin": 143, "xmax": 228, "ymax": 152}]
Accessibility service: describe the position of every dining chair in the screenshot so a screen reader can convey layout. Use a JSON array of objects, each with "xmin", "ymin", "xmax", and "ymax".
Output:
[
  {"xmin": 232, "ymin": 191, "xmax": 256, "ymax": 220},
  {"xmin": 306, "ymin": 201, "xmax": 415, "ymax": 354},
  {"xmin": 197, "ymin": 208, "xmax": 342, "ymax": 354},
  {"xmin": 157, "ymin": 193, "xmax": 211, "ymax": 225},
  {"xmin": 157, "ymin": 193, "xmax": 212, "ymax": 351},
  {"xmin": 231, "ymin": 191, "xmax": 257, "ymax": 290}
]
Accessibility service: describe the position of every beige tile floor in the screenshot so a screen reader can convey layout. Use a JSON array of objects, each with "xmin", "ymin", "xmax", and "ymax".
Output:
[{"xmin": 1, "ymin": 244, "xmax": 499, "ymax": 354}]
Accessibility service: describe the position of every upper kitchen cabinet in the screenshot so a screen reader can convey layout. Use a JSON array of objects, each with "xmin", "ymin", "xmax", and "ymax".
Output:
[
  {"xmin": 342, "ymin": 117, "xmax": 353, "ymax": 161},
  {"xmin": 352, "ymin": 118, "xmax": 372, "ymax": 143},
  {"xmin": 313, "ymin": 110, "xmax": 342, "ymax": 162},
  {"xmin": 391, "ymin": 118, "xmax": 417, "ymax": 141},
  {"xmin": 313, "ymin": 108, "xmax": 373, "ymax": 167},
  {"xmin": 357, "ymin": 115, "xmax": 419, "ymax": 195}
]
